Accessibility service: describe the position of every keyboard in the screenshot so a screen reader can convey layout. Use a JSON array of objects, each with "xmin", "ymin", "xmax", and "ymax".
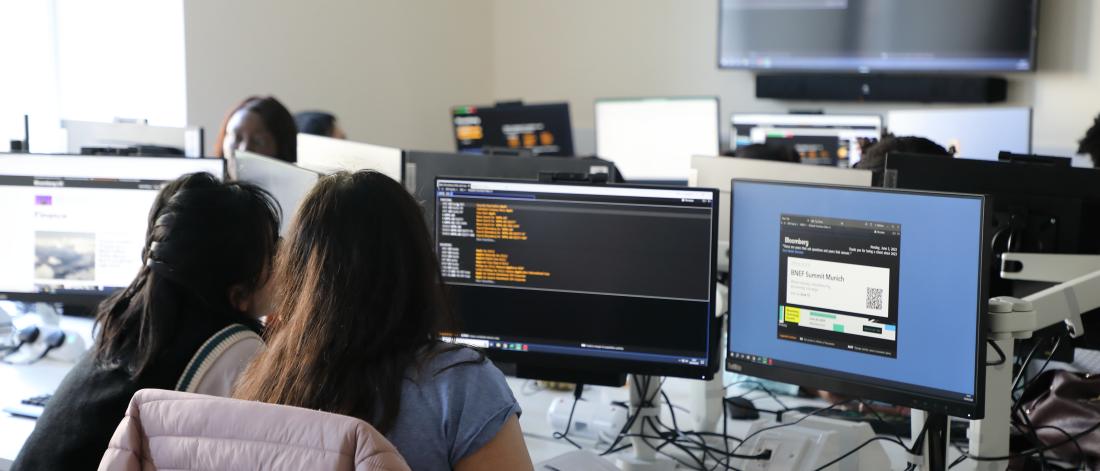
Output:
[{"xmin": 3, "ymin": 393, "xmax": 51, "ymax": 419}]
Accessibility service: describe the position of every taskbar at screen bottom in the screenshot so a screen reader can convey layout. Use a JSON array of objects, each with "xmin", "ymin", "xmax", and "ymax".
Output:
[
  {"xmin": 725, "ymin": 353, "xmax": 980, "ymax": 418},
  {"xmin": 443, "ymin": 335, "xmax": 709, "ymax": 368}
]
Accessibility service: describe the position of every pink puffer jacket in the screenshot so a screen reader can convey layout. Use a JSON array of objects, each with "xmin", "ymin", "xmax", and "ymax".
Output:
[{"xmin": 98, "ymin": 389, "xmax": 410, "ymax": 471}]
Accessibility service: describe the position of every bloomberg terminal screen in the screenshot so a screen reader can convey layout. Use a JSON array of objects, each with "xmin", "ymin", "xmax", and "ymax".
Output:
[{"xmin": 436, "ymin": 179, "xmax": 716, "ymax": 368}]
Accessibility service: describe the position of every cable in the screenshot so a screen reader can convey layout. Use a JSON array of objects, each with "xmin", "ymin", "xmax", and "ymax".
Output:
[
  {"xmin": 812, "ymin": 436, "xmax": 910, "ymax": 471},
  {"xmin": 724, "ymin": 380, "xmax": 793, "ymax": 411},
  {"xmin": 600, "ymin": 376, "xmax": 652, "ymax": 457},
  {"xmin": 551, "ymin": 383, "xmax": 584, "ymax": 450},
  {"xmin": 955, "ymin": 417, "xmax": 1100, "ymax": 463},
  {"xmin": 857, "ymin": 399, "xmax": 906, "ymax": 447},
  {"xmin": 986, "ymin": 338, "xmax": 1007, "ymax": 366},
  {"xmin": 730, "ymin": 399, "xmax": 855, "ymax": 454}
]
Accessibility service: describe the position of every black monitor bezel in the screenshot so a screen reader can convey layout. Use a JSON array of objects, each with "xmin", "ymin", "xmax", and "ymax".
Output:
[
  {"xmin": 0, "ymin": 152, "xmax": 227, "ymax": 313},
  {"xmin": 434, "ymin": 175, "xmax": 723, "ymax": 381},
  {"xmin": 450, "ymin": 102, "xmax": 576, "ymax": 157},
  {"xmin": 715, "ymin": 0, "xmax": 1040, "ymax": 74},
  {"xmin": 725, "ymin": 179, "xmax": 990, "ymax": 418}
]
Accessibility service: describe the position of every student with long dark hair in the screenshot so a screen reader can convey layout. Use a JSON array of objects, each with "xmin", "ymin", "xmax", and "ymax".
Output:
[
  {"xmin": 12, "ymin": 173, "xmax": 281, "ymax": 470},
  {"xmin": 234, "ymin": 171, "xmax": 533, "ymax": 471}
]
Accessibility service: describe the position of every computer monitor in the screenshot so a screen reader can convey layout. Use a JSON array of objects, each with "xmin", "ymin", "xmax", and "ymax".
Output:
[
  {"xmin": 234, "ymin": 151, "xmax": 321, "ymax": 235},
  {"xmin": 62, "ymin": 119, "xmax": 204, "ymax": 158},
  {"xmin": 296, "ymin": 133, "xmax": 404, "ymax": 183},
  {"xmin": 436, "ymin": 178, "xmax": 720, "ymax": 384},
  {"xmin": 886, "ymin": 107, "xmax": 1031, "ymax": 160},
  {"xmin": 691, "ymin": 156, "xmax": 872, "ymax": 271},
  {"xmin": 0, "ymin": 153, "xmax": 225, "ymax": 311},
  {"xmin": 730, "ymin": 114, "xmax": 882, "ymax": 166},
  {"xmin": 595, "ymin": 97, "xmax": 719, "ymax": 182},
  {"xmin": 405, "ymin": 151, "xmax": 619, "ymax": 233},
  {"xmin": 727, "ymin": 180, "xmax": 989, "ymax": 418},
  {"xmin": 452, "ymin": 102, "xmax": 575, "ymax": 156},
  {"xmin": 884, "ymin": 152, "xmax": 1100, "ymax": 295}
]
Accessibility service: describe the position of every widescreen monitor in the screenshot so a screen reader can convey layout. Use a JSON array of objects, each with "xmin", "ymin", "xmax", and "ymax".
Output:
[
  {"xmin": 727, "ymin": 180, "xmax": 989, "ymax": 417},
  {"xmin": 0, "ymin": 153, "xmax": 224, "ymax": 310},
  {"xmin": 595, "ymin": 97, "xmax": 719, "ymax": 182},
  {"xmin": 296, "ymin": 133, "xmax": 404, "ymax": 184},
  {"xmin": 730, "ymin": 114, "xmax": 882, "ymax": 166},
  {"xmin": 437, "ymin": 178, "xmax": 720, "ymax": 382},
  {"xmin": 691, "ymin": 155, "xmax": 872, "ymax": 271},
  {"xmin": 452, "ymin": 102, "xmax": 575, "ymax": 156},
  {"xmin": 884, "ymin": 152, "xmax": 1100, "ymax": 298},
  {"xmin": 405, "ymin": 151, "xmax": 619, "ymax": 233},
  {"xmin": 718, "ymin": 0, "xmax": 1038, "ymax": 72},
  {"xmin": 234, "ymin": 150, "xmax": 321, "ymax": 235}
]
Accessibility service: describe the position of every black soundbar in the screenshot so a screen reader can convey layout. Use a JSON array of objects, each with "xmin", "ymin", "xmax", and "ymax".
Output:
[{"xmin": 756, "ymin": 74, "xmax": 1008, "ymax": 103}]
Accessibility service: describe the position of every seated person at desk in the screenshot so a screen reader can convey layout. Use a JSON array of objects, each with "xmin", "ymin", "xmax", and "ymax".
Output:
[
  {"xmin": 1080, "ymin": 113, "xmax": 1100, "ymax": 168},
  {"xmin": 12, "ymin": 173, "xmax": 280, "ymax": 470},
  {"xmin": 854, "ymin": 135, "xmax": 951, "ymax": 185},
  {"xmin": 233, "ymin": 171, "xmax": 533, "ymax": 471},
  {"xmin": 295, "ymin": 110, "xmax": 347, "ymax": 139},
  {"xmin": 216, "ymin": 95, "xmax": 298, "ymax": 178}
]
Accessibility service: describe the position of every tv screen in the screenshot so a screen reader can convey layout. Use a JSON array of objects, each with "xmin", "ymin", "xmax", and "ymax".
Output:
[{"xmin": 718, "ymin": 0, "xmax": 1038, "ymax": 73}]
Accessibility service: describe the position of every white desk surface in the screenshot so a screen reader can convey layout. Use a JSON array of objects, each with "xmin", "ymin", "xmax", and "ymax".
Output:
[
  {"xmin": 511, "ymin": 375, "xmax": 974, "ymax": 470},
  {"xmin": 1, "ymin": 317, "xmax": 975, "ymax": 471}
]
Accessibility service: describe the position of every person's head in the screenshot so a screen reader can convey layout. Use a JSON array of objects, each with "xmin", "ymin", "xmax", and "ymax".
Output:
[
  {"xmin": 216, "ymin": 96, "xmax": 298, "ymax": 172},
  {"xmin": 1079, "ymin": 113, "xmax": 1100, "ymax": 168},
  {"xmin": 295, "ymin": 111, "xmax": 346, "ymax": 139},
  {"xmin": 234, "ymin": 171, "xmax": 453, "ymax": 433},
  {"xmin": 855, "ymin": 135, "xmax": 951, "ymax": 171},
  {"xmin": 734, "ymin": 143, "xmax": 801, "ymax": 163},
  {"xmin": 93, "ymin": 172, "xmax": 281, "ymax": 377}
]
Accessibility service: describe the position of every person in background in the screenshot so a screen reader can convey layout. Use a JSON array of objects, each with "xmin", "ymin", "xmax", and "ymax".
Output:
[
  {"xmin": 295, "ymin": 111, "xmax": 347, "ymax": 139},
  {"xmin": 854, "ymin": 135, "xmax": 952, "ymax": 185},
  {"xmin": 216, "ymin": 96, "xmax": 298, "ymax": 178},
  {"xmin": 733, "ymin": 142, "xmax": 801, "ymax": 163},
  {"xmin": 1079, "ymin": 114, "xmax": 1100, "ymax": 168},
  {"xmin": 234, "ymin": 171, "xmax": 533, "ymax": 471},
  {"xmin": 12, "ymin": 173, "xmax": 280, "ymax": 471}
]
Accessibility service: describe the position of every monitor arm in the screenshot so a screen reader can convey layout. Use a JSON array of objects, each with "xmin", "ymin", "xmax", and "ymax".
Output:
[{"xmin": 959, "ymin": 253, "xmax": 1100, "ymax": 470}]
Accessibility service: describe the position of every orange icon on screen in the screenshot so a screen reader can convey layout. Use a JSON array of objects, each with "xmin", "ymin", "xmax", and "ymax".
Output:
[
  {"xmin": 507, "ymin": 135, "xmax": 520, "ymax": 148},
  {"xmin": 456, "ymin": 125, "xmax": 483, "ymax": 141},
  {"xmin": 539, "ymin": 131, "xmax": 555, "ymax": 146},
  {"xmin": 522, "ymin": 133, "xmax": 537, "ymax": 148}
]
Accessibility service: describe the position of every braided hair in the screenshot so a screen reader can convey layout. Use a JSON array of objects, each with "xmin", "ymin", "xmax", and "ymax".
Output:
[{"xmin": 92, "ymin": 172, "xmax": 280, "ymax": 377}]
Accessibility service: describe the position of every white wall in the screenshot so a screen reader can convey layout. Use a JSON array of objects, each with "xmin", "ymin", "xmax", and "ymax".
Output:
[
  {"xmin": 184, "ymin": 0, "xmax": 495, "ymax": 154},
  {"xmin": 492, "ymin": 0, "xmax": 1100, "ymax": 158},
  {"xmin": 182, "ymin": 0, "xmax": 1099, "ymax": 158}
]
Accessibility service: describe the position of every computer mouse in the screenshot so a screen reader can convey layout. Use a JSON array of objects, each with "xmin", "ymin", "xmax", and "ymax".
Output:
[{"xmin": 724, "ymin": 396, "xmax": 760, "ymax": 420}]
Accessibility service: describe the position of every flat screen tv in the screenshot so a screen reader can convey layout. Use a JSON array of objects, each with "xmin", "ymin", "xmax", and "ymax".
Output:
[{"xmin": 718, "ymin": 0, "xmax": 1038, "ymax": 73}]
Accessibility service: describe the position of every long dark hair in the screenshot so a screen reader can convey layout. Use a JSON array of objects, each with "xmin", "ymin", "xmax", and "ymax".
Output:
[
  {"xmin": 93, "ymin": 172, "xmax": 280, "ymax": 377},
  {"xmin": 234, "ymin": 171, "xmax": 457, "ymax": 433},
  {"xmin": 215, "ymin": 95, "xmax": 298, "ymax": 162}
]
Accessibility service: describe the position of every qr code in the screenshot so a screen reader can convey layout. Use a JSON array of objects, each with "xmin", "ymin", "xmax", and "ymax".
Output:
[{"xmin": 866, "ymin": 287, "xmax": 884, "ymax": 310}]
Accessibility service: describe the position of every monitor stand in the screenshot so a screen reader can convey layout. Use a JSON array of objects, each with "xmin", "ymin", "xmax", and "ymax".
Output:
[{"xmin": 616, "ymin": 374, "xmax": 678, "ymax": 471}]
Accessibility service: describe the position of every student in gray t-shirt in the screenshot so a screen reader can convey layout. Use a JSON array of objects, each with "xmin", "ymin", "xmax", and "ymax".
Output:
[{"xmin": 234, "ymin": 171, "xmax": 533, "ymax": 470}]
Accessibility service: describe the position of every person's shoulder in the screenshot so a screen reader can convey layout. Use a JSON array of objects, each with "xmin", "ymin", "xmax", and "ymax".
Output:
[{"xmin": 420, "ymin": 344, "xmax": 494, "ymax": 378}]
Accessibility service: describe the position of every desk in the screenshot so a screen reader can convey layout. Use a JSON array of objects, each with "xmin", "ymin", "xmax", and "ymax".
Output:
[
  {"xmin": 1, "ymin": 318, "xmax": 974, "ymax": 471},
  {"xmin": 0, "ymin": 316, "xmax": 93, "ymax": 470},
  {"xmin": 512, "ymin": 375, "xmax": 976, "ymax": 470}
]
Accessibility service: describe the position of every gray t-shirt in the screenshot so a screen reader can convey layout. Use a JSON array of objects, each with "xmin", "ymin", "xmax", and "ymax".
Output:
[{"xmin": 385, "ymin": 347, "xmax": 521, "ymax": 471}]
